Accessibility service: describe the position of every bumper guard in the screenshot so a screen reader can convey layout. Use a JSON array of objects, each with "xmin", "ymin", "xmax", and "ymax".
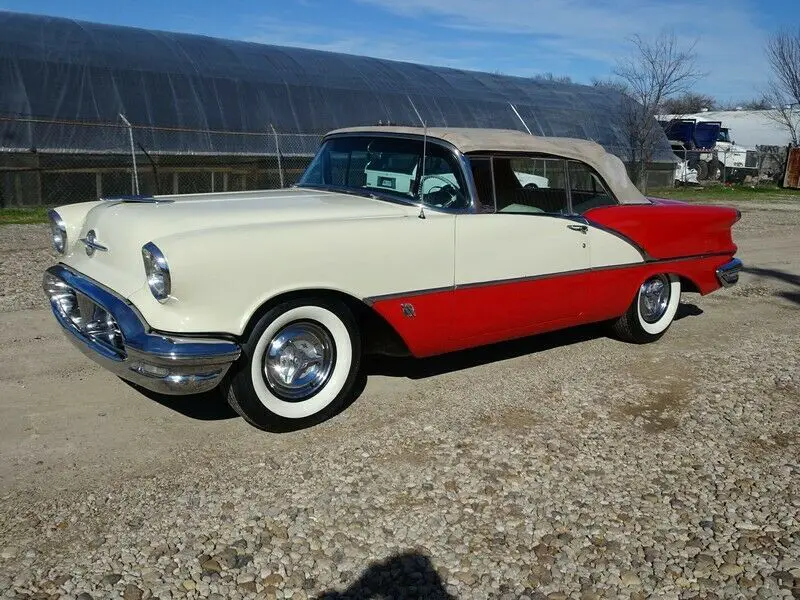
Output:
[
  {"xmin": 716, "ymin": 257, "xmax": 743, "ymax": 288},
  {"xmin": 43, "ymin": 265, "xmax": 241, "ymax": 395}
]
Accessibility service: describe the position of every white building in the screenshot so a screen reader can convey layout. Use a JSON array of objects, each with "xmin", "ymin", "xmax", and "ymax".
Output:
[{"xmin": 666, "ymin": 109, "xmax": 795, "ymax": 148}]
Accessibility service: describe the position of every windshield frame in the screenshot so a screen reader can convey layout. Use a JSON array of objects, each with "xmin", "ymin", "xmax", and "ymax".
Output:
[{"xmin": 294, "ymin": 131, "xmax": 479, "ymax": 214}]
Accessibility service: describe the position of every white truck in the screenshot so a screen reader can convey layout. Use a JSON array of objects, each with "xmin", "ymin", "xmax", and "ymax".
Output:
[{"xmin": 658, "ymin": 115, "xmax": 759, "ymax": 183}]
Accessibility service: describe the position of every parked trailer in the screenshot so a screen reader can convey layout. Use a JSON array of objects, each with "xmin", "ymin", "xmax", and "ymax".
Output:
[{"xmin": 657, "ymin": 116, "xmax": 759, "ymax": 183}]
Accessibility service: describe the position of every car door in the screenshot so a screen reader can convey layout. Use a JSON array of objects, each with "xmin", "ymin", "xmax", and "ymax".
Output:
[{"xmin": 450, "ymin": 155, "xmax": 591, "ymax": 348}]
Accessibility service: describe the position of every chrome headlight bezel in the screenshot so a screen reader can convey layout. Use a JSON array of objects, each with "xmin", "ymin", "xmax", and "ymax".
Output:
[
  {"xmin": 48, "ymin": 209, "xmax": 67, "ymax": 254},
  {"xmin": 141, "ymin": 242, "xmax": 171, "ymax": 303}
]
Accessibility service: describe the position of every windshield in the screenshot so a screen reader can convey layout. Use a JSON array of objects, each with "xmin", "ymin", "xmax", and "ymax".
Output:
[{"xmin": 297, "ymin": 135, "xmax": 471, "ymax": 210}]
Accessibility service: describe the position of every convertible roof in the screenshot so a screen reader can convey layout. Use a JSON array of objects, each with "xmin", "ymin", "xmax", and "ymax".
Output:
[{"xmin": 326, "ymin": 126, "xmax": 651, "ymax": 205}]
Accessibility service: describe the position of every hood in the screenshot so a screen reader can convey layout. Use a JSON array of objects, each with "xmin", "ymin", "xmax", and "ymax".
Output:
[{"xmin": 60, "ymin": 187, "xmax": 408, "ymax": 297}]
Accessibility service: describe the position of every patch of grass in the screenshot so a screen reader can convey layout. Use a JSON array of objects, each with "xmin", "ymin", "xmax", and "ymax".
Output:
[
  {"xmin": 646, "ymin": 183, "xmax": 800, "ymax": 203},
  {"xmin": 0, "ymin": 207, "xmax": 51, "ymax": 225}
]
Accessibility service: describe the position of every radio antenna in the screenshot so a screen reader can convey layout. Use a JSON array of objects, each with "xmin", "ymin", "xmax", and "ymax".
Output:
[
  {"xmin": 119, "ymin": 113, "xmax": 140, "ymax": 195},
  {"xmin": 509, "ymin": 103, "xmax": 533, "ymax": 135},
  {"xmin": 270, "ymin": 124, "xmax": 285, "ymax": 188},
  {"xmin": 408, "ymin": 96, "xmax": 427, "ymax": 219}
]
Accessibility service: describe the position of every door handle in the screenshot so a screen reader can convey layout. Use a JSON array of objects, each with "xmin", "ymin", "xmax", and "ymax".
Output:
[{"xmin": 567, "ymin": 224, "xmax": 588, "ymax": 234}]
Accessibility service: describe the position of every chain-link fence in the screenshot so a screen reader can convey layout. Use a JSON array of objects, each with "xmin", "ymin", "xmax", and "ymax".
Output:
[{"xmin": 0, "ymin": 117, "xmax": 322, "ymax": 207}]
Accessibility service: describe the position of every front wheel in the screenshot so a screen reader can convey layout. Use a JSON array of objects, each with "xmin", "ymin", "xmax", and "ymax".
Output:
[
  {"xmin": 224, "ymin": 297, "xmax": 362, "ymax": 431},
  {"xmin": 611, "ymin": 274, "xmax": 681, "ymax": 343}
]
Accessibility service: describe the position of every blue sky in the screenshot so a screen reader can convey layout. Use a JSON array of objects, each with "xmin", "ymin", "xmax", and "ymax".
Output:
[{"xmin": 1, "ymin": 0, "xmax": 792, "ymax": 102}]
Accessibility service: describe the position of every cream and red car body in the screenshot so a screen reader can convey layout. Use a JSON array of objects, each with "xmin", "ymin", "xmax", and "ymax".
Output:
[{"xmin": 43, "ymin": 126, "xmax": 742, "ymax": 429}]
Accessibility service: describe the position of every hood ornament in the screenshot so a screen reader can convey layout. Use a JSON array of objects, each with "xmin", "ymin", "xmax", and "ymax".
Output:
[{"xmin": 80, "ymin": 230, "xmax": 108, "ymax": 256}]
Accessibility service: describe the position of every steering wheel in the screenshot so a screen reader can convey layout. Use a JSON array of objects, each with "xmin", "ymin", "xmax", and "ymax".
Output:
[{"xmin": 419, "ymin": 174, "xmax": 465, "ymax": 209}]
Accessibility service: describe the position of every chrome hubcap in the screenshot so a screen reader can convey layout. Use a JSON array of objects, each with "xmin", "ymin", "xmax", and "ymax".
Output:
[
  {"xmin": 639, "ymin": 275, "xmax": 671, "ymax": 323},
  {"xmin": 263, "ymin": 321, "xmax": 335, "ymax": 401}
]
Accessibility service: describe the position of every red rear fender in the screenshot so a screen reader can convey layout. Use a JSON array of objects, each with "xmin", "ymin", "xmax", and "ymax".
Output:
[{"xmin": 584, "ymin": 200, "xmax": 740, "ymax": 260}]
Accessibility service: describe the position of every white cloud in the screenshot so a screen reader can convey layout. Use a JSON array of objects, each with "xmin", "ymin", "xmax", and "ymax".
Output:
[
  {"xmin": 353, "ymin": 0, "xmax": 772, "ymax": 100},
  {"xmin": 242, "ymin": 16, "xmax": 497, "ymax": 72}
]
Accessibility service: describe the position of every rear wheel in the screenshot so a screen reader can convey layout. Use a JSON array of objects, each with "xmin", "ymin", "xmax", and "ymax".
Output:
[
  {"xmin": 611, "ymin": 274, "xmax": 681, "ymax": 343},
  {"xmin": 708, "ymin": 158, "xmax": 722, "ymax": 180},
  {"xmin": 697, "ymin": 160, "xmax": 709, "ymax": 180},
  {"xmin": 224, "ymin": 297, "xmax": 362, "ymax": 431}
]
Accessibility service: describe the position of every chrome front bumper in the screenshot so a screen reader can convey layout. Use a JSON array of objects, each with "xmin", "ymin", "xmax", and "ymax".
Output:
[
  {"xmin": 43, "ymin": 265, "xmax": 241, "ymax": 395},
  {"xmin": 716, "ymin": 257, "xmax": 743, "ymax": 287}
]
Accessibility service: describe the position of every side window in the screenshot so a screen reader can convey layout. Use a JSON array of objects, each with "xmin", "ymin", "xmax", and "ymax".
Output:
[
  {"xmin": 469, "ymin": 157, "xmax": 495, "ymax": 213},
  {"xmin": 417, "ymin": 155, "xmax": 469, "ymax": 210},
  {"xmin": 568, "ymin": 161, "xmax": 618, "ymax": 213},
  {"xmin": 494, "ymin": 157, "xmax": 568, "ymax": 214},
  {"xmin": 330, "ymin": 149, "xmax": 369, "ymax": 187}
]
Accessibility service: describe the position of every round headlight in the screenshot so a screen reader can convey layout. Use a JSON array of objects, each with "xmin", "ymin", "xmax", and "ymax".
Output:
[
  {"xmin": 48, "ymin": 209, "xmax": 67, "ymax": 254},
  {"xmin": 141, "ymin": 242, "xmax": 171, "ymax": 302}
]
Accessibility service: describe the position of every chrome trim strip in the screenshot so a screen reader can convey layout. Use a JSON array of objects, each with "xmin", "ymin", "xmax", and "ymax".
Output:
[
  {"xmin": 364, "ymin": 285, "xmax": 453, "ymax": 305},
  {"xmin": 364, "ymin": 252, "xmax": 737, "ymax": 300},
  {"xmin": 584, "ymin": 219, "xmax": 652, "ymax": 261},
  {"xmin": 43, "ymin": 264, "xmax": 241, "ymax": 395},
  {"xmin": 715, "ymin": 257, "xmax": 743, "ymax": 287},
  {"xmin": 454, "ymin": 268, "xmax": 593, "ymax": 291},
  {"xmin": 100, "ymin": 195, "xmax": 174, "ymax": 204}
]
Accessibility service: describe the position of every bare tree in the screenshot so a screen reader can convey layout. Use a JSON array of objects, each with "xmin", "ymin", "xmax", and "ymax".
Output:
[
  {"xmin": 603, "ymin": 32, "xmax": 703, "ymax": 188},
  {"xmin": 660, "ymin": 92, "xmax": 717, "ymax": 114},
  {"xmin": 532, "ymin": 72, "xmax": 574, "ymax": 84},
  {"xmin": 763, "ymin": 28, "xmax": 800, "ymax": 145},
  {"xmin": 714, "ymin": 97, "xmax": 772, "ymax": 111}
]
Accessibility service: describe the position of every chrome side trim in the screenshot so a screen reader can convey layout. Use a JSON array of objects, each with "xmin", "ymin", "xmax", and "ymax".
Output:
[
  {"xmin": 584, "ymin": 219, "xmax": 652, "ymax": 261},
  {"xmin": 363, "ymin": 285, "xmax": 453, "ymax": 305},
  {"xmin": 100, "ymin": 194, "xmax": 174, "ymax": 203},
  {"xmin": 715, "ymin": 257, "xmax": 743, "ymax": 287},
  {"xmin": 44, "ymin": 264, "xmax": 241, "ymax": 395},
  {"xmin": 363, "ymin": 252, "xmax": 738, "ymax": 301}
]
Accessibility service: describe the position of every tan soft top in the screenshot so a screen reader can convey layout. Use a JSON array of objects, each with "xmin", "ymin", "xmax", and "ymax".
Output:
[{"xmin": 326, "ymin": 126, "xmax": 651, "ymax": 205}]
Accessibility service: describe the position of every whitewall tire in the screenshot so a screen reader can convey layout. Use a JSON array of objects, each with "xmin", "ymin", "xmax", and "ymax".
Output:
[
  {"xmin": 225, "ymin": 297, "xmax": 362, "ymax": 431},
  {"xmin": 612, "ymin": 274, "xmax": 681, "ymax": 343}
]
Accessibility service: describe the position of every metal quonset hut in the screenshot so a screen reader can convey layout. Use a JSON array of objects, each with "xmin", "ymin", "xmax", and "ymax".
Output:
[{"xmin": 0, "ymin": 10, "xmax": 676, "ymax": 207}]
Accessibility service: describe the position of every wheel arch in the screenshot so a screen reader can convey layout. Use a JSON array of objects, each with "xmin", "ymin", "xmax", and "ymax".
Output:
[
  {"xmin": 240, "ymin": 288, "xmax": 411, "ymax": 357},
  {"xmin": 676, "ymin": 274, "xmax": 701, "ymax": 294}
]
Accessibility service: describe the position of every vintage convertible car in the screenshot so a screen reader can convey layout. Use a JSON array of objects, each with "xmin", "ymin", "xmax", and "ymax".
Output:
[{"xmin": 43, "ymin": 126, "xmax": 742, "ymax": 430}]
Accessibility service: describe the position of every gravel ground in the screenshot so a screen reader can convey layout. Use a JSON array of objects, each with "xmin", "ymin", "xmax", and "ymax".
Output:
[
  {"xmin": 0, "ymin": 199, "xmax": 799, "ymax": 600},
  {"xmin": 0, "ymin": 224, "xmax": 54, "ymax": 313}
]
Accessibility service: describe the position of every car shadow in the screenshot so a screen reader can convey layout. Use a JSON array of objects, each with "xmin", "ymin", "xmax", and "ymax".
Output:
[
  {"xmin": 742, "ymin": 266, "xmax": 800, "ymax": 287},
  {"xmin": 364, "ymin": 322, "xmax": 605, "ymax": 380},
  {"xmin": 779, "ymin": 291, "xmax": 800, "ymax": 306},
  {"xmin": 120, "ymin": 302, "xmax": 704, "ymax": 427},
  {"xmin": 742, "ymin": 266, "xmax": 800, "ymax": 306},
  {"xmin": 313, "ymin": 551, "xmax": 456, "ymax": 599},
  {"xmin": 120, "ymin": 380, "xmax": 239, "ymax": 421},
  {"xmin": 675, "ymin": 302, "xmax": 703, "ymax": 320}
]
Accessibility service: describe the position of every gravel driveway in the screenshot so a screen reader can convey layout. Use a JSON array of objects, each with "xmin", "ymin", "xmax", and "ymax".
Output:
[{"xmin": 0, "ymin": 199, "xmax": 798, "ymax": 600}]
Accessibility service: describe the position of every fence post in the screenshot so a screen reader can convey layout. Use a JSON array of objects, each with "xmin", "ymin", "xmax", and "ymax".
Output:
[
  {"xmin": 119, "ymin": 114, "xmax": 140, "ymax": 195},
  {"xmin": 721, "ymin": 148, "xmax": 727, "ymax": 184},
  {"xmin": 270, "ymin": 124, "xmax": 284, "ymax": 188}
]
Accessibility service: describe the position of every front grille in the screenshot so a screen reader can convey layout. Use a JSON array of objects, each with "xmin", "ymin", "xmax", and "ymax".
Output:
[
  {"xmin": 73, "ymin": 291, "xmax": 125, "ymax": 353},
  {"xmin": 745, "ymin": 151, "xmax": 758, "ymax": 168},
  {"xmin": 44, "ymin": 275, "xmax": 124, "ymax": 355}
]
